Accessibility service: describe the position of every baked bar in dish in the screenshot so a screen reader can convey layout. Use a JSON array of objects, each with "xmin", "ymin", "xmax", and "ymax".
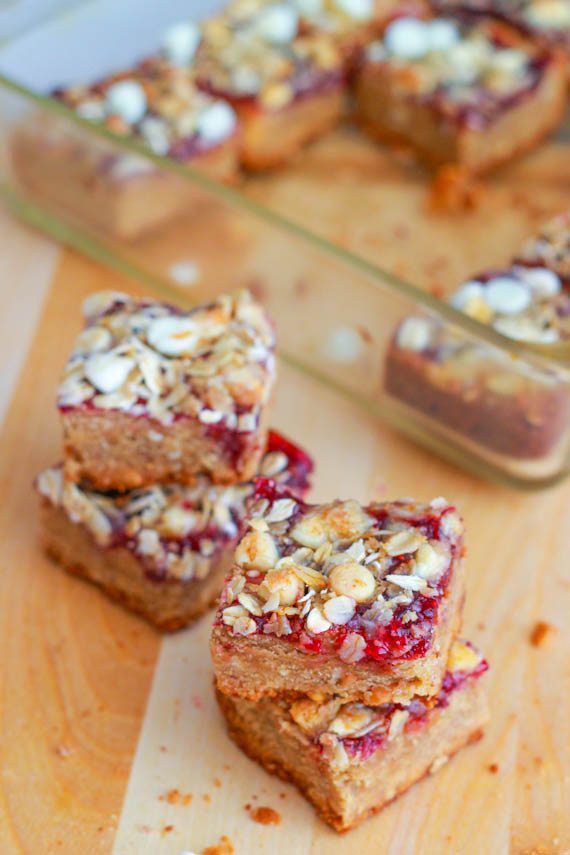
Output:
[
  {"xmin": 385, "ymin": 264, "xmax": 570, "ymax": 460},
  {"xmin": 431, "ymin": 1, "xmax": 570, "ymax": 59},
  {"xmin": 36, "ymin": 431, "xmax": 312, "ymax": 631},
  {"xmin": 58, "ymin": 289, "xmax": 276, "ymax": 491},
  {"xmin": 12, "ymin": 55, "xmax": 239, "ymax": 240},
  {"xmin": 516, "ymin": 208, "xmax": 570, "ymax": 288},
  {"xmin": 195, "ymin": 1, "xmax": 345, "ymax": 170},
  {"xmin": 354, "ymin": 13, "xmax": 567, "ymax": 173},
  {"xmin": 217, "ymin": 639, "xmax": 488, "ymax": 831},
  {"xmin": 211, "ymin": 482, "xmax": 465, "ymax": 704}
]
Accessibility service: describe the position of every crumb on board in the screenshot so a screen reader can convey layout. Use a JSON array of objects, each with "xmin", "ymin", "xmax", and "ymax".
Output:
[
  {"xmin": 202, "ymin": 835, "xmax": 234, "ymax": 855},
  {"xmin": 214, "ymin": 778, "xmax": 222, "ymax": 788},
  {"xmin": 246, "ymin": 805, "xmax": 282, "ymax": 826},
  {"xmin": 203, "ymin": 794, "xmax": 211, "ymax": 803},
  {"xmin": 530, "ymin": 621, "xmax": 556, "ymax": 647},
  {"xmin": 427, "ymin": 164, "xmax": 482, "ymax": 213},
  {"xmin": 488, "ymin": 763, "xmax": 499, "ymax": 774},
  {"xmin": 159, "ymin": 788, "xmax": 193, "ymax": 806}
]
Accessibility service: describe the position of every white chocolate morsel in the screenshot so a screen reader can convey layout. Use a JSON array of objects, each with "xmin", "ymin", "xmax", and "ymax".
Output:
[
  {"xmin": 328, "ymin": 561, "xmax": 375, "ymax": 602},
  {"xmin": 384, "ymin": 17, "xmax": 431, "ymax": 60},
  {"xmin": 160, "ymin": 505, "xmax": 198, "ymax": 538},
  {"xmin": 306, "ymin": 606, "xmax": 332, "ymax": 634},
  {"xmin": 384, "ymin": 528, "xmax": 424, "ymax": 556},
  {"xmin": 84, "ymin": 352, "xmax": 135, "ymax": 394},
  {"xmin": 333, "ymin": 0, "xmax": 374, "ymax": 22},
  {"xmin": 427, "ymin": 18, "xmax": 460, "ymax": 51},
  {"xmin": 161, "ymin": 21, "xmax": 202, "ymax": 66},
  {"xmin": 515, "ymin": 266, "xmax": 561, "ymax": 297},
  {"xmin": 105, "ymin": 80, "xmax": 147, "ymax": 125},
  {"xmin": 196, "ymin": 100, "xmax": 237, "ymax": 144},
  {"xmin": 74, "ymin": 326, "xmax": 113, "ymax": 354},
  {"xmin": 396, "ymin": 317, "xmax": 433, "ymax": 352},
  {"xmin": 255, "ymin": 3, "xmax": 299, "ymax": 43},
  {"xmin": 493, "ymin": 316, "xmax": 558, "ymax": 344},
  {"xmin": 146, "ymin": 316, "xmax": 198, "ymax": 356},
  {"xmin": 484, "ymin": 277, "xmax": 532, "ymax": 315},
  {"xmin": 235, "ymin": 530, "xmax": 279, "ymax": 571},
  {"xmin": 294, "ymin": 0, "xmax": 323, "ymax": 16},
  {"xmin": 262, "ymin": 567, "xmax": 304, "ymax": 606},
  {"xmin": 450, "ymin": 280, "xmax": 484, "ymax": 310},
  {"xmin": 526, "ymin": 0, "xmax": 570, "ymax": 28}
]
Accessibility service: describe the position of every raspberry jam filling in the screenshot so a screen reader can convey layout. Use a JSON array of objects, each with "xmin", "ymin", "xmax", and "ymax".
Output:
[{"xmin": 338, "ymin": 656, "xmax": 489, "ymax": 762}]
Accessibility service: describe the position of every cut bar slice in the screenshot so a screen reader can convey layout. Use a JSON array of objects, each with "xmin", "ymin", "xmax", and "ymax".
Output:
[
  {"xmin": 58, "ymin": 289, "xmax": 276, "ymax": 490},
  {"xmin": 36, "ymin": 431, "xmax": 313, "ymax": 631},
  {"xmin": 354, "ymin": 14, "xmax": 567, "ymax": 174},
  {"xmin": 211, "ymin": 484, "xmax": 465, "ymax": 703},
  {"xmin": 12, "ymin": 55, "xmax": 239, "ymax": 240},
  {"xmin": 195, "ymin": 4, "xmax": 345, "ymax": 170},
  {"xmin": 516, "ymin": 208, "xmax": 570, "ymax": 289},
  {"xmin": 217, "ymin": 639, "xmax": 489, "ymax": 831}
]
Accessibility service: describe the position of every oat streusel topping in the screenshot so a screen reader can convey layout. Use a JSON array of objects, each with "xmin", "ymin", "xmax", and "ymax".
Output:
[
  {"xmin": 518, "ymin": 210, "xmax": 570, "ymax": 285},
  {"xmin": 196, "ymin": 2, "xmax": 342, "ymax": 108},
  {"xmin": 220, "ymin": 488, "xmax": 462, "ymax": 659},
  {"xmin": 36, "ymin": 434, "xmax": 309, "ymax": 581},
  {"xmin": 57, "ymin": 290, "xmax": 275, "ymax": 430},
  {"xmin": 56, "ymin": 56, "xmax": 237, "ymax": 158},
  {"xmin": 287, "ymin": 640, "xmax": 486, "ymax": 769},
  {"xmin": 366, "ymin": 16, "xmax": 546, "ymax": 127}
]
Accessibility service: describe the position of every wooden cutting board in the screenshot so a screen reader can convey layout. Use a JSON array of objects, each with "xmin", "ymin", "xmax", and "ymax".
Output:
[{"xmin": 0, "ymin": 217, "xmax": 569, "ymax": 855}]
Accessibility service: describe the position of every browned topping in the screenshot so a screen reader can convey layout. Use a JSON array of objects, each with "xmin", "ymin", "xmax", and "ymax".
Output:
[
  {"xmin": 530, "ymin": 620, "xmax": 556, "ymax": 647},
  {"xmin": 247, "ymin": 805, "xmax": 282, "ymax": 825}
]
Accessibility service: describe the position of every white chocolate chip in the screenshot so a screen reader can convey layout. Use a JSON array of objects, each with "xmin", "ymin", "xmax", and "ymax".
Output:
[
  {"xmin": 146, "ymin": 316, "xmax": 198, "ymax": 356},
  {"xmin": 484, "ymin": 277, "xmax": 531, "ymax": 315},
  {"xmin": 324, "ymin": 326, "xmax": 364, "ymax": 364},
  {"xmin": 291, "ymin": 513, "xmax": 328, "ymax": 549},
  {"xmin": 235, "ymin": 530, "xmax": 279, "ymax": 571},
  {"xmin": 450, "ymin": 280, "xmax": 485, "ymax": 311},
  {"xmin": 263, "ymin": 567, "xmax": 304, "ymax": 606},
  {"xmin": 333, "ymin": 0, "xmax": 373, "ymax": 21},
  {"xmin": 329, "ymin": 562, "xmax": 375, "ymax": 603},
  {"xmin": 427, "ymin": 18, "xmax": 460, "ymax": 51},
  {"xmin": 161, "ymin": 21, "xmax": 201, "ymax": 66},
  {"xmin": 306, "ymin": 606, "xmax": 332, "ymax": 634},
  {"xmin": 196, "ymin": 100, "xmax": 237, "ymax": 145},
  {"xmin": 255, "ymin": 3, "xmax": 299, "ymax": 43},
  {"xmin": 294, "ymin": 0, "xmax": 323, "ymax": 15},
  {"xmin": 198, "ymin": 408, "xmax": 224, "ymax": 425},
  {"xmin": 338, "ymin": 632, "xmax": 366, "ymax": 663},
  {"xmin": 413, "ymin": 542, "xmax": 448, "ymax": 580},
  {"xmin": 384, "ymin": 17, "xmax": 431, "ymax": 60},
  {"xmin": 396, "ymin": 317, "xmax": 432, "ymax": 352},
  {"xmin": 36, "ymin": 467, "xmax": 63, "ymax": 504},
  {"xmin": 84, "ymin": 352, "xmax": 134, "ymax": 393},
  {"xmin": 160, "ymin": 506, "xmax": 197, "ymax": 538},
  {"xmin": 527, "ymin": 0, "xmax": 570, "ymax": 27},
  {"xmin": 515, "ymin": 266, "xmax": 561, "ymax": 297},
  {"xmin": 105, "ymin": 80, "xmax": 147, "ymax": 125},
  {"xmin": 323, "ymin": 595, "xmax": 356, "ymax": 625}
]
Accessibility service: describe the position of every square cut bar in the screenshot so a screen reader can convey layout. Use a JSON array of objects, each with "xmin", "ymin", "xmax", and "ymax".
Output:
[
  {"xmin": 211, "ymin": 483, "xmax": 465, "ymax": 704},
  {"xmin": 12, "ymin": 56, "xmax": 239, "ymax": 240},
  {"xmin": 36, "ymin": 431, "xmax": 312, "ymax": 631},
  {"xmin": 195, "ymin": 2, "xmax": 345, "ymax": 170},
  {"xmin": 385, "ymin": 263, "xmax": 570, "ymax": 460},
  {"xmin": 217, "ymin": 639, "xmax": 489, "ymax": 831},
  {"xmin": 58, "ymin": 289, "xmax": 276, "ymax": 491},
  {"xmin": 354, "ymin": 14, "xmax": 567, "ymax": 174}
]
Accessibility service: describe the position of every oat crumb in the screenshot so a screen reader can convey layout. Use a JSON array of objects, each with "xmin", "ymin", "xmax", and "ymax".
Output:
[
  {"xmin": 202, "ymin": 835, "xmax": 234, "ymax": 855},
  {"xmin": 530, "ymin": 621, "xmax": 556, "ymax": 647},
  {"xmin": 246, "ymin": 805, "xmax": 282, "ymax": 826},
  {"xmin": 488, "ymin": 763, "xmax": 499, "ymax": 774}
]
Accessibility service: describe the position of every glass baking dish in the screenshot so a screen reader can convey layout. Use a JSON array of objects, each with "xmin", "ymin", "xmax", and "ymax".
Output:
[{"xmin": 1, "ymin": 0, "xmax": 570, "ymax": 490}]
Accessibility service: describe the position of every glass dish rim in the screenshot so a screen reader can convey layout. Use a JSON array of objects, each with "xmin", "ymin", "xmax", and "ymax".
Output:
[{"xmin": 1, "ymin": 67, "xmax": 570, "ymax": 373}]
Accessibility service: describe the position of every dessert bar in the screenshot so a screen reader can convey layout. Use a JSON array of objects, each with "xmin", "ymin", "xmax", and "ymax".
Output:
[
  {"xmin": 354, "ymin": 13, "xmax": 567, "ymax": 174},
  {"xmin": 385, "ymin": 264, "xmax": 570, "ymax": 460},
  {"xmin": 58, "ymin": 289, "xmax": 276, "ymax": 490},
  {"xmin": 36, "ymin": 431, "xmax": 312, "ymax": 631},
  {"xmin": 211, "ymin": 483, "xmax": 465, "ymax": 704},
  {"xmin": 12, "ymin": 55, "xmax": 239, "ymax": 240},
  {"xmin": 516, "ymin": 208, "xmax": 570, "ymax": 288},
  {"xmin": 195, "ymin": 2, "xmax": 345, "ymax": 170},
  {"xmin": 217, "ymin": 639, "xmax": 488, "ymax": 830}
]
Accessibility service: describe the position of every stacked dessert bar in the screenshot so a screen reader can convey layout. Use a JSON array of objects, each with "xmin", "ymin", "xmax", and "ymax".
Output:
[
  {"xmin": 36, "ymin": 288, "xmax": 314, "ymax": 630},
  {"xmin": 386, "ymin": 207, "xmax": 570, "ymax": 461},
  {"xmin": 211, "ymin": 480, "xmax": 488, "ymax": 830}
]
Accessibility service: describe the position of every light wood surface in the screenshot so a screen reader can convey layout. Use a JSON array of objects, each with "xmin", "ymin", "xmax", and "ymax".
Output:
[{"xmin": 0, "ymin": 223, "xmax": 568, "ymax": 855}]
